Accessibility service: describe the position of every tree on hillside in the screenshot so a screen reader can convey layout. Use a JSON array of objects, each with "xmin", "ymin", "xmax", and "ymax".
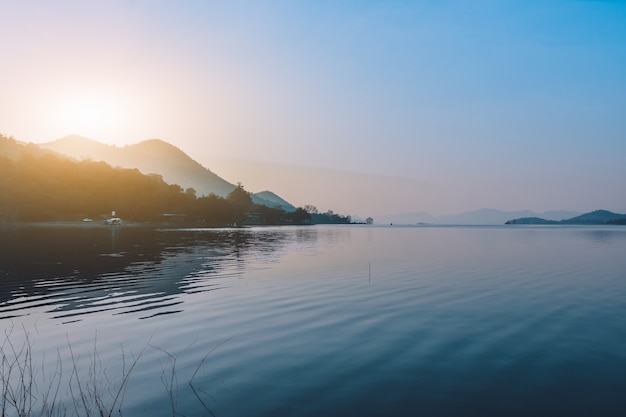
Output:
[
  {"xmin": 227, "ymin": 183, "xmax": 253, "ymax": 226},
  {"xmin": 192, "ymin": 194, "xmax": 233, "ymax": 225},
  {"xmin": 311, "ymin": 209, "xmax": 351, "ymax": 224},
  {"xmin": 289, "ymin": 207, "xmax": 312, "ymax": 224},
  {"xmin": 185, "ymin": 187, "xmax": 197, "ymax": 199}
]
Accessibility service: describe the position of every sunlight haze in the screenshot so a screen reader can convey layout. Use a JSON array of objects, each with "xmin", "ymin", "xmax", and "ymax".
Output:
[{"xmin": 2, "ymin": 0, "xmax": 625, "ymax": 217}]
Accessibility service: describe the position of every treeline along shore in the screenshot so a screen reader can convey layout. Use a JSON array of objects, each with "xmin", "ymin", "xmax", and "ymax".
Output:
[{"xmin": 0, "ymin": 134, "xmax": 351, "ymax": 226}]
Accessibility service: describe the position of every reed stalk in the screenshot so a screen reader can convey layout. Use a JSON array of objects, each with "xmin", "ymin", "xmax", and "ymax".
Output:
[{"xmin": 1, "ymin": 327, "xmax": 222, "ymax": 417}]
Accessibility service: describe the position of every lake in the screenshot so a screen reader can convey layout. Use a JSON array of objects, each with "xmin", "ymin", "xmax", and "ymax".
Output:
[{"xmin": 1, "ymin": 224, "xmax": 626, "ymax": 416}]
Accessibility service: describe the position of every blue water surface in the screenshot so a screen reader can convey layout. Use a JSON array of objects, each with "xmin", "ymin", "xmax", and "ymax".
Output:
[{"xmin": 1, "ymin": 224, "xmax": 626, "ymax": 416}]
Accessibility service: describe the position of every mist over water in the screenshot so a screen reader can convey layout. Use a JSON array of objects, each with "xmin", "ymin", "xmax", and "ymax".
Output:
[{"xmin": 2, "ymin": 224, "xmax": 626, "ymax": 416}]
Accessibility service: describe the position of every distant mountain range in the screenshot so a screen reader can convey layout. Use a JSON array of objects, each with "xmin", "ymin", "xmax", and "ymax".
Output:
[
  {"xmin": 376, "ymin": 208, "xmax": 582, "ymax": 225},
  {"xmin": 37, "ymin": 135, "xmax": 296, "ymax": 212},
  {"xmin": 3, "ymin": 135, "xmax": 623, "ymax": 224},
  {"xmin": 505, "ymin": 210, "xmax": 626, "ymax": 225}
]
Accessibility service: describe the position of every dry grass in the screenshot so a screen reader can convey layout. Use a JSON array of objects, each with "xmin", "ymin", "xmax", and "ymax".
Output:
[{"xmin": 1, "ymin": 327, "xmax": 222, "ymax": 417}]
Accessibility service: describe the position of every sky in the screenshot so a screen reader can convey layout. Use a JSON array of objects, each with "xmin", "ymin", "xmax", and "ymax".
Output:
[{"xmin": 1, "ymin": 0, "xmax": 625, "ymax": 217}]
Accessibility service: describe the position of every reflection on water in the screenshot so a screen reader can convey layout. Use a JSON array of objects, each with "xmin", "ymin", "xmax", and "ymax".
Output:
[
  {"xmin": 2, "ymin": 224, "xmax": 626, "ymax": 416},
  {"xmin": 0, "ymin": 224, "xmax": 318, "ymax": 321}
]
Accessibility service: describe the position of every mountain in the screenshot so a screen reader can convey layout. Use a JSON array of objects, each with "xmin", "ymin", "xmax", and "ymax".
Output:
[
  {"xmin": 506, "ymin": 210, "xmax": 626, "ymax": 225},
  {"xmin": 252, "ymin": 191, "xmax": 296, "ymax": 212},
  {"xmin": 377, "ymin": 209, "xmax": 580, "ymax": 225},
  {"xmin": 375, "ymin": 211, "xmax": 436, "ymax": 225},
  {"xmin": 39, "ymin": 136, "xmax": 294, "ymax": 209},
  {"xmin": 437, "ymin": 209, "xmax": 543, "ymax": 225},
  {"xmin": 40, "ymin": 136, "xmax": 235, "ymax": 197},
  {"xmin": 563, "ymin": 210, "xmax": 626, "ymax": 224},
  {"xmin": 502, "ymin": 217, "xmax": 558, "ymax": 225},
  {"xmin": 0, "ymin": 134, "xmax": 57, "ymax": 160}
]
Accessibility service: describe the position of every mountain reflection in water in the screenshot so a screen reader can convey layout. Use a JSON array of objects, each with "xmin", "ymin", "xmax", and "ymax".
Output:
[
  {"xmin": 0, "ymin": 224, "xmax": 316, "ymax": 321},
  {"xmin": 2, "ymin": 225, "xmax": 626, "ymax": 416}
]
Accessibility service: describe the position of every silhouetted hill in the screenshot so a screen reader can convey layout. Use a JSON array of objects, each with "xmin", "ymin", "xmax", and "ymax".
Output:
[
  {"xmin": 40, "ymin": 136, "xmax": 235, "ymax": 197},
  {"xmin": 377, "ymin": 209, "xmax": 580, "ymax": 225},
  {"xmin": 436, "ymin": 209, "xmax": 579, "ymax": 225},
  {"xmin": 1, "ymin": 136, "xmax": 198, "ymax": 222},
  {"xmin": 0, "ymin": 135, "xmax": 57, "ymax": 160},
  {"xmin": 0, "ymin": 134, "xmax": 310, "ymax": 225},
  {"xmin": 506, "ymin": 210, "xmax": 626, "ymax": 225},
  {"xmin": 503, "ymin": 217, "xmax": 558, "ymax": 225},
  {"xmin": 39, "ymin": 136, "xmax": 295, "ymax": 208},
  {"xmin": 564, "ymin": 210, "xmax": 626, "ymax": 224},
  {"xmin": 252, "ymin": 191, "xmax": 296, "ymax": 212}
]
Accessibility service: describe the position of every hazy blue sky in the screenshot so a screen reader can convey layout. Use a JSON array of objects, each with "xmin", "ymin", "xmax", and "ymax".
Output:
[{"xmin": 1, "ymin": 1, "xmax": 625, "ymax": 216}]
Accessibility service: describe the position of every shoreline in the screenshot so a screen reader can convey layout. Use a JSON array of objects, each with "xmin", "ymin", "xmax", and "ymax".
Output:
[
  {"xmin": 0, "ymin": 220, "xmax": 316, "ymax": 229},
  {"xmin": 0, "ymin": 220, "xmax": 151, "ymax": 229}
]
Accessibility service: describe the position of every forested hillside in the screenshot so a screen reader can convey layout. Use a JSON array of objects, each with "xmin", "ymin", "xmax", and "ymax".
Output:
[
  {"xmin": 40, "ymin": 135, "xmax": 297, "ymax": 211},
  {"xmin": 0, "ymin": 134, "xmax": 349, "ymax": 225},
  {"xmin": 40, "ymin": 135, "xmax": 237, "ymax": 197}
]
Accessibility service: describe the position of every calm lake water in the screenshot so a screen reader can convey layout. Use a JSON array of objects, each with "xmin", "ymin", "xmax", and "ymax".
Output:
[{"xmin": 1, "ymin": 224, "xmax": 626, "ymax": 416}]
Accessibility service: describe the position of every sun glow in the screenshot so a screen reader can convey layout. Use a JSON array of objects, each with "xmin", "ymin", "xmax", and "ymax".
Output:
[
  {"xmin": 61, "ymin": 99, "xmax": 116, "ymax": 129},
  {"xmin": 58, "ymin": 93, "xmax": 123, "ymax": 132},
  {"xmin": 39, "ymin": 87, "xmax": 137, "ymax": 145}
]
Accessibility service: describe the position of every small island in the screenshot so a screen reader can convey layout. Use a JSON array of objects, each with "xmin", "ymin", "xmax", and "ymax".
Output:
[{"xmin": 505, "ymin": 210, "xmax": 626, "ymax": 225}]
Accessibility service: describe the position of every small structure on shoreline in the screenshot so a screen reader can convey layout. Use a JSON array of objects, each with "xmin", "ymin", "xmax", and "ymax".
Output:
[{"xmin": 105, "ymin": 210, "xmax": 122, "ymax": 225}]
